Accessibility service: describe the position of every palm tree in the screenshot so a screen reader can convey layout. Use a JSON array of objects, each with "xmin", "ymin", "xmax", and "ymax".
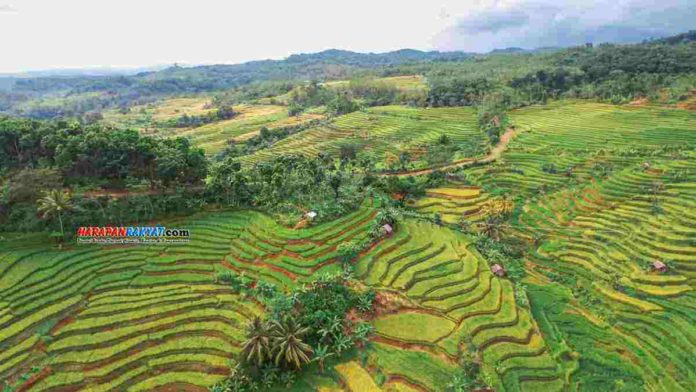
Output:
[
  {"xmin": 312, "ymin": 344, "xmax": 333, "ymax": 374},
  {"xmin": 37, "ymin": 190, "xmax": 73, "ymax": 240},
  {"xmin": 241, "ymin": 317, "xmax": 272, "ymax": 367},
  {"xmin": 271, "ymin": 317, "xmax": 313, "ymax": 369},
  {"xmin": 333, "ymin": 333, "xmax": 353, "ymax": 354}
]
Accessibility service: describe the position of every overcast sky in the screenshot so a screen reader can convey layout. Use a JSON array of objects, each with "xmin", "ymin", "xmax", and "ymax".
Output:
[{"xmin": 0, "ymin": 0, "xmax": 693, "ymax": 73}]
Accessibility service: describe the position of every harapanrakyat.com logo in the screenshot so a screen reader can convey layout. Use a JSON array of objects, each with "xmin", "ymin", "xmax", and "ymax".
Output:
[{"xmin": 76, "ymin": 226, "xmax": 190, "ymax": 245}]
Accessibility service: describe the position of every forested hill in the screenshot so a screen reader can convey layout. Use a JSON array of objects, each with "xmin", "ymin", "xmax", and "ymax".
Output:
[
  {"xmin": 2, "ymin": 49, "xmax": 473, "ymax": 95},
  {"xmin": 1, "ymin": 31, "xmax": 694, "ymax": 119}
]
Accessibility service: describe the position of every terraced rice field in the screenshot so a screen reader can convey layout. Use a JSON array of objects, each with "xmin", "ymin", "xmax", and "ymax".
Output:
[
  {"xmin": 407, "ymin": 181, "xmax": 491, "ymax": 225},
  {"xmin": 355, "ymin": 220, "xmax": 567, "ymax": 392},
  {"xmin": 324, "ymin": 75, "xmax": 427, "ymax": 92},
  {"xmin": 238, "ymin": 106, "xmax": 484, "ymax": 169},
  {"xmin": 104, "ymin": 100, "xmax": 324, "ymax": 154},
  {"xmin": 0, "ymin": 213, "xmax": 265, "ymax": 391},
  {"xmin": 171, "ymin": 104, "xmax": 323, "ymax": 154},
  {"xmin": 102, "ymin": 97, "xmax": 215, "ymax": 130},
  {"xmin": 1, "ymin": 197, "xmax": 565, "ymax": 391},
  {"xmin": 413, "ymin": 101, "xmax": 696, "ymax": 391},
  {"xmin": 0, "ymin": 201, "xmax": 386, "ymax": 391},
  {"xmin": 467, "ymin": 101, "xmax": 695, "ymax": 195},
  {"xmin": 2, "ymin": 100, "xmax": 694, "ymax": 391}
]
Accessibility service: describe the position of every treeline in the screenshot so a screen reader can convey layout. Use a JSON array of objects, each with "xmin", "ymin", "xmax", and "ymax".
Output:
[
  {"xmin": 0, "ymin": 49, "xmax": 468, "ymax": 119},
  {"xmin": 0, "ymin": 117, "xmax": 207, "ymax": 187},
  {"xmin": 0, "ymin": 116, "xmax": 208, "ymax": 233},
  {"xmin": 3, "ymin": 32, "xmax": 694, "ymax": 121},
  {"xmin": 426, "ymin": 38, "xmax": 696, "ymax": 107}
]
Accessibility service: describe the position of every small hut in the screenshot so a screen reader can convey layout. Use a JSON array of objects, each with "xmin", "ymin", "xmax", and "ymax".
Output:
[
  {"xmin": 641, "ymin": 162, "xmax": 651, "ymax": 170},
  {"xmin": 652, "ymin": 260, "xmax": 668, "ymax": 273},
  {"xmin": 382, "ymin": 224, "xmax": 393, "ymax": 236},
  {"xmin": 491, "ymin": 264, "xmax": 506, "ymax": 277},
  {"xmin": 305, "ymin": 211, "xmax": 318, "ymax": 220}
]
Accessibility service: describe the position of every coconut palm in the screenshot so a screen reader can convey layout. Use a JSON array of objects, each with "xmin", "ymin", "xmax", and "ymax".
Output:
[
  {"xmin": 37, "ymin": 190, "xmax": 73, "ymax": 240},
  {"xmin": 241, "ymin": 317, "xmax": 272, "ymax": 367},
  {"xmin": 271, "ymin": 317, "xmax": 313, "ymax": 369}
]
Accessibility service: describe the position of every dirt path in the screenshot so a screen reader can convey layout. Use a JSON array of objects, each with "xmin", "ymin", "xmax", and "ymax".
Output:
[{"xmin": 377, "ymin": 127, "xmax": 519, "ymax": 177}]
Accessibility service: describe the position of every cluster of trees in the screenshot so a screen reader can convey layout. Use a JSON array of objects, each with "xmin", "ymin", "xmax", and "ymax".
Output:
[
  {"xmin": 212, "ymin": 272, "xmax": 375, "ymax": 391},
  {"xmin": 287, "ymin": 81, "xmax": 361, "ymax": 116},
  {"xmin": 0, "ymin": 116, "xmax": 207, "ymax": 234},
  {"xmin": 1, "ymin": 118, "xmax": 431, "ymax": 237},
  {"xmin": 0, "ymin": 185, "xmax": 206, "ymax": 236},
  {"xmin": 164, "ymin": 103, "xmax": 236, "ymax": 128},
  {"xmin": 426, "ymin": 35, "xmax": 695, "ymax": 107},
  {"xmin": 446, "ymin": 336, "xmax": 491, "ymax": 392},
  {"xmin": 207, "ymin": 154, "xmax": 371, "ymax": 222},
  {"xmin": 210, "ymin": 80, "xmax": 296, "ymax": 105},
  {"xmin": 476, "ymin": 94, "xmax": 510, "ymax": 144},
  {"xmin": 0, "ymin": 117, "xmax": 207, "ymax": 188},
  {"xmin": 427, "ymin": 77, "xmax": 495, "ymax": 107}
]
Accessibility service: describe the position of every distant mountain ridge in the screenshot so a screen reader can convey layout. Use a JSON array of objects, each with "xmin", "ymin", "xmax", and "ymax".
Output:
[
  {"xmin": 0, "ymin": 30, "xmax": 693, "ymax": 117},
  {"xmin": 0, "ymin": 65, "xmax": 169, "ymax": 79}
]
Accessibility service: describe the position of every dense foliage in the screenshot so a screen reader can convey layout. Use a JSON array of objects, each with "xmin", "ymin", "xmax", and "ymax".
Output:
[
  {"xmin": 207, "ymin": 154, "xmax": 372, "ymax": 222},
  {"xmin": 0, "ymin": 117, "xmax": 207, "ymax": 187},
  {"xmin": 212, "ymin": 272, "xmax": 375, "ymax": 391},
  {"xmin": 0, "ymin": 116, "xmax": 208, "ymax": 234}
]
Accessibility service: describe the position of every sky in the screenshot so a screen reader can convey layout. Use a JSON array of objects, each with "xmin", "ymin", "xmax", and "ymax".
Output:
[{"xmin": 0, "ymin": 0, "xmax": 693, "ymax": 73}]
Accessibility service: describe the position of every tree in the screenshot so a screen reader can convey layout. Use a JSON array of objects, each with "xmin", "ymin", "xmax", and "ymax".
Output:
[
  {"xmin": 434, "ymin": 212, "xmax": 443, "ymax": 226},
  {"xmin": 311, "ymin": 344, "xmax": 333, "ymax": 373},
  {"xmin": 336, "ymin": 241, "xmax": 362, "ymax": 266},
  {"xmin": 327, "ymin": 94, "xmax": 359, "ymax": 115},
  {"xmin": 37, "ymin": 190, "xmax": 73, "ymax": 241},
  {"xmin": 271, "ymin": 318, "xmax": 313, "ymax": 369},
  {"xmin": 481, "ymin": 215, "xmax": 503, "ymax": 241},
  {"xmin": 333, "ymin": 333, "xmax": 354, "ymax": 354},
  {"xmin": 241, "ymin": 317, "xmax": 273, "ymax": 367},
  {"xmin": 353, "ymin": 322, "xmax": 374, "ymax": 348},
  {"xmin": 6, "ymin": 168, "xmax": 62, "ymax": 203},
  {"xmin": 399, "ymin": 151, "xmax": 411, "ymax": 170},
  {"xmin": 376, "ymin": 207, "xmax": 400, "ymax": 226},
  {"xmin": 328, "ymin": 172, "xmax": 342, "ymax": 199}
]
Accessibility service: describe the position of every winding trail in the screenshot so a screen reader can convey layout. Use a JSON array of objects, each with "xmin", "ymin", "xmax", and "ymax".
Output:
[{"xmin": 377, "ymin": 127, "xmax": 519, "ymax": 177}]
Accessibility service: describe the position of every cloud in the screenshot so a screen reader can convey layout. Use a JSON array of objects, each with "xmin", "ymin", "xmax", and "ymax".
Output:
[
  {"xmin": 0, "ymin": 4, "xmax": 17, "ymax": 13},
  {"xmin": 456, "ymin": 8, "xmax": 531, "ymax": 34},
  {"xmin": 434, "ymin": 0, "xmax": 696, "ymax": 52}
]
